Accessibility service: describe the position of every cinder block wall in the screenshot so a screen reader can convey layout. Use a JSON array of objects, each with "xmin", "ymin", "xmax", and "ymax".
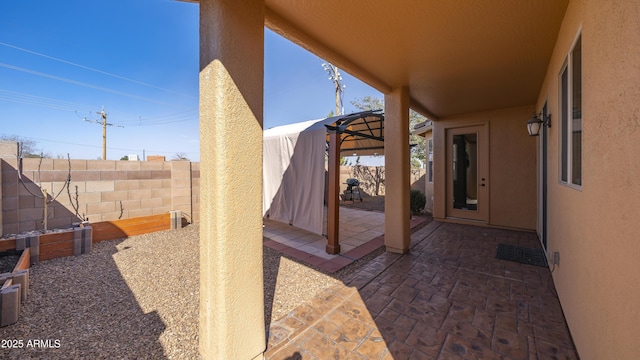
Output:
[
  {"xmin": 0, "ymin": 158, "xmax": 200, "ymax": 236},
  {"xmin": 190, "ymin": 162, "xmax": 200, "ymax": 223},
  {"xmin": 0, "ymin": 141, "xmax": 19, "ymax": 236},
  {"xmin": 338, "ymin": 165, "xmax": 425, "ymax": 197},
  {"xmin": 170, "ymin": 161, "xmax": 192, "ymax": 223}
]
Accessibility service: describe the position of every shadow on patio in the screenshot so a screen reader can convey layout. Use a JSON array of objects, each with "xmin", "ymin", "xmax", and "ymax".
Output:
[{"xmin": 265, "ymin": 222, "xmax": 578, "ymax": 359}]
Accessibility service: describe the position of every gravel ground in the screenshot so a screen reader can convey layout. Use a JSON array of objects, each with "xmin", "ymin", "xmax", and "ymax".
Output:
[
  {"xmin": 340, "ymin": 194, "xmax": 386, "ymax": 212},
  {"xmin": 0, "ymin": 224, "xmax": 385, "ymax": 359},
  {"xmin": 0, "ymin": 252, "xmax": 20, "ymax": 273}
]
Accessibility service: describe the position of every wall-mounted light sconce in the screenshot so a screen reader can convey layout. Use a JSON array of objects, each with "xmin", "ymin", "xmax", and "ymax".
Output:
[{"xmin": 526, "ymin": 112, "xmax": 551, "ymax": 136}]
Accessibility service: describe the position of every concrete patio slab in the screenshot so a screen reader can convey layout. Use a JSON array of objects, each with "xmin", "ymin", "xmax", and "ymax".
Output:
[
  {"xmin": 263, "ymin": 207, "xmax": 427, "ymax": 273},
  {"xmin": 265, "ymin": 222, "xmax": 578, "ymax": 359}
]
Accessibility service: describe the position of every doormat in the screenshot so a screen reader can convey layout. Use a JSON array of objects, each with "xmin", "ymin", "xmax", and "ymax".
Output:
[{"xmin": 496, "ymin": 244, "xmax": 547, "ymax": 267}]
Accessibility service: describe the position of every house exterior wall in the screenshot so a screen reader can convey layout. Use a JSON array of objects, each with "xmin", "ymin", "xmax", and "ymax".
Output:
[
  {"xmin": 432, "ymin": 105, "xmax": 537, "ymax": 230},
  {"xmin": 535, "ymin": 0, "xmax": 640, "ymax": 358}
]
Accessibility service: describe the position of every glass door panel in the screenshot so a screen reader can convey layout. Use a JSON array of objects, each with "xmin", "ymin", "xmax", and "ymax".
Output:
[{"xmin": 446, "ymin": 125, "xmax": 487, "ymax": 222}]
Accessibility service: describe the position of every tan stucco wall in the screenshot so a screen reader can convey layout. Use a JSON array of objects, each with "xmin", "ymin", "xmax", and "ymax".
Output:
[
  {"xmin": 199, "ymin": 0, "xmax": 266, "ymax": 358},
  {"xmin": 384, "ymin": 87, "xmax": 411, "ymax": 253},
  {"xmin": 433, "ymin": 105, "xmax": 537, "ymax": 230},
  {"xmin": 534, "ymin": 1, "xmax": 640, "ymax": 358},
  {"xmin": 488, "ymin": 107, "xmax": 537, "ymax": 229}
]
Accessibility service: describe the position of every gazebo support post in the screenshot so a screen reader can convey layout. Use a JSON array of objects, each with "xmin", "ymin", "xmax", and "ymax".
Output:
[{"xmin": 326, "ymin": 130, "xmax": 340, "ymax": 254}]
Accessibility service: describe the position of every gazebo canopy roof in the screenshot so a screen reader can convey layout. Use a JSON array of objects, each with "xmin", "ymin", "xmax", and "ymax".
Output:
[{"xmin": 324, "ymin": 110, "xmax": 385, "ymax": 156}]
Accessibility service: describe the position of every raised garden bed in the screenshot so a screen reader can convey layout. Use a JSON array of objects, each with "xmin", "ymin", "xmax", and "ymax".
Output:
[
  {"xmin": 0, "ymin": 211, "xmax": 184, "ymax": 327},
  {"xmin": 0, "ymin": 250, "xmax": 21, "ymax": 273},
  {"xmin": 0, "ymin": 223, "xmax": 92, "ymax": 327},
  {"xmin": 0, "ymin": 247, "xmax": 31, "ymax": 326}
]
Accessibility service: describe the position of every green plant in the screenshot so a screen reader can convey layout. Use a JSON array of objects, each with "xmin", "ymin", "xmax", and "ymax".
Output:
[{"xmin": 410, "ymin": 189, "xmax": 426, "ymax": 215}]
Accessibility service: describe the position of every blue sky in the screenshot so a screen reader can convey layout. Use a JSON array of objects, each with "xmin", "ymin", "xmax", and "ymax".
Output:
[{"xmin": 0, "ymin": 0, "xmax": 381, "ymax": 161}]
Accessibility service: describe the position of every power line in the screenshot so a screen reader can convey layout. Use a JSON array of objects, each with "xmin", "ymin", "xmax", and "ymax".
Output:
[
  {"xmin": 0, "ymin": 62, "xmax": 189, "ymax": 108},
  {"xmin": 0, "ymin": 88, "xmax": 197, "ymax": 127},
  {"xmin": 0, "ymin": 132, "xmax": 199, "ymax": 156},
  {"xmin": 0, "ymin": 89, "xmax": 96, "ymax": 113},
  {"xmin": 120, "ymin": 117, "xmax": 196, "ymax": 126},
  {"xmin": 0, "ymin": 41, "xmax": 195, "ymax": 99},
  {"xmin": 115, "ymin": 109, "xmax": 197, "ymax": 123},
  {"xmin": 114, "ymin": 108, "xmax": 198, "ymax": 126}
]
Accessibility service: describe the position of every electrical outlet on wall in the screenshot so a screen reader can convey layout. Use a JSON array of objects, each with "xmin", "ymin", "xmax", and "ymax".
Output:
[{"xmin": 547, "ymin": 250, "xmax": 560, "ymax": 265}]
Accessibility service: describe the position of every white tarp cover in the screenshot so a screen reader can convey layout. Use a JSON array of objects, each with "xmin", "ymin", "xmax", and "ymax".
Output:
[{"xmin": 263, "ymin": 118, "xmax": 332, "ymax": 235}]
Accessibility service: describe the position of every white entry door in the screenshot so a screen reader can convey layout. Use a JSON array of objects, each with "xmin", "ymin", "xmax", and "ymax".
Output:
[{"xmin": 446, "ymin": 125, "xmax": 488, "ymax": 222}]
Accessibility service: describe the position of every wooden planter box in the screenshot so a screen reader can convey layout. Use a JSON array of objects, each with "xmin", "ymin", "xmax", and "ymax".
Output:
[
  {"xmin": 0, "ymin": 225, "xmax": 91, "ymax": 327},
  {"xmin": 0, "ymin": 210, "xmax": 183, "ymax": 327},
  {"xmin": 0, "ymin": 248, "xmax": 31, "ymax": 327}
]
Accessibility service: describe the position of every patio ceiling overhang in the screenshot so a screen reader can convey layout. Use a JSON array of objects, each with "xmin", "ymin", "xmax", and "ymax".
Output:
[
  {"xmin": 187, "ymin": 1, "xmax": 569, "ymax": 118},
  {"xmin": 263, "ymin": 0, "xmax": 569, "ymax": 119}
]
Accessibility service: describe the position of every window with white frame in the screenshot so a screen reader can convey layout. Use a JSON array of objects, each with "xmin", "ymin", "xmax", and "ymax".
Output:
[{"xmin": 560, "ymin": 34, "xmax": 582, "ymax": 187}]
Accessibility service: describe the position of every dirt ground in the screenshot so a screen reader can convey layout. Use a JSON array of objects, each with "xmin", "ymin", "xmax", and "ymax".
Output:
[{"xmin": 339, "ymin": 194, "xmax": 385, "ymax": 212}]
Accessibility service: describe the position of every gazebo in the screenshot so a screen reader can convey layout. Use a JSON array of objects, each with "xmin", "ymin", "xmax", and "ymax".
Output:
[{"xmin": 263, "ymin": 110, "xmax": 384, "ymax": 254}]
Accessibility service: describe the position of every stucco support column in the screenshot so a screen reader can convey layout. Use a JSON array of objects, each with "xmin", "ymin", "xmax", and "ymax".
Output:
[
  {"xmin": 384, "ymin": 87, "xmax": 411, "ymax": 253},
  {"xmin": 199, "ymin": 1, "xmax": 265, "ymax": 359},
  {"xmin": 326, "ymin": 130, "xmax": 340, "ymax": 254}
]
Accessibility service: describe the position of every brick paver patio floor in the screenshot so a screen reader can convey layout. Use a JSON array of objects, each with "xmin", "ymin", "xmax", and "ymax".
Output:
[
  {"xmin": 265, "ymin": 221, "xmax": 579, "ymax": 359},
  {"xmin": 264, "ymin": 207, "xmax": 426, "ymax": 273}
]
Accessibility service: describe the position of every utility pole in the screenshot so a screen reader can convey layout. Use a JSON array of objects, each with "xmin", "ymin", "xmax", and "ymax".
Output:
[
  {"xmin": 83, "ymin": 107, "xmax": 123, "ymax": 160},
  {"xmin": 322, "ymin": 62, "xmax": 346, "ymax": 115},
  {"xmin": 99, "ymin": 109, "xmax": 107, "ymax": 160}
]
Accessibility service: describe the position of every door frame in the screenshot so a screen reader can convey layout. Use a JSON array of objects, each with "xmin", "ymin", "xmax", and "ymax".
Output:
[
  {"xmin": 445, "ymin": 123, "xmax": 489, "ymax": 222},
  {"xmin": 540, "ymin": 103, "xmax": 549, "ymax": 249}
]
